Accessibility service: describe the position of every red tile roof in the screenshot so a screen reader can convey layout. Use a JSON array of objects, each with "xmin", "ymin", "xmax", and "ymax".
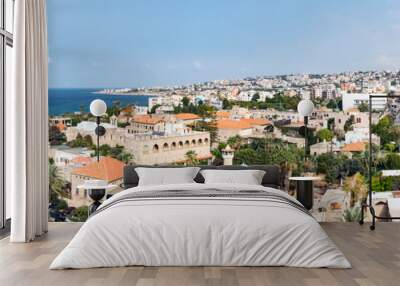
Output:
[
  {"xmin": 132, "ymin": 115, "xmax": 164, "ymax": 125},
  {"xmin": 217, "ymin": 119, "xmax": 252, "ymax": 129},
  {"xmin": 341, "ymin": 142, "xmax": 366, "ymax": 152},
  {"xmin": 217, "ymin": 118, "xmax": 271, "ymax": 129},
  {"xmin": 72, "ymin": 157, "xmax": 125, "ymax": 182},
  {"xmin": 71, "ymin": 156, "xmax": 93, "ymax": 165},
  {"xmin": 56, "ymin": 122, "xmax": 66, "ymax": 131},
  {"xmin": 216, "ymin": 110, "xmax": 230, "ymax": 119},
  {"xmin": 240, "ymin": 118, "xmax": 271, "ymax": 126},
  {"xmin": 175, "ymin": 113, "xmax": 200, "ymax": 120}
]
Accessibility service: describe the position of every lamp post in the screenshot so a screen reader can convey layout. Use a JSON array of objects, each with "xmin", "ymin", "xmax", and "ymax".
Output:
[
  {"xmin": 297, "ymin": 99, "xmax": 314, "ymax": 161},
  {"xmin": 290, "ymin": 99, "xmax": 317, "ymax": 211},
  {"xmin": 86, "ymin": 99, "xmax": 108, "ymax": 215},
  {"xmin": 90, "ymin": 99, "xmax": 107, "ymax": 162},
  {"xmin": 263, "ymin": 124, "xmax": 274, "ymax": 165}
]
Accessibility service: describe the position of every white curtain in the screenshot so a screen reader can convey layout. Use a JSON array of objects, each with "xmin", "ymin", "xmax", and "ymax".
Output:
[{"xmin": 7, "ymin": 0, "xmax": 49, "ymax": 242}]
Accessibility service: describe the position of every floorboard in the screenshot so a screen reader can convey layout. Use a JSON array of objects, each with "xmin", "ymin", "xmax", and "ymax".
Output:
[{"xmin": 0, "ymin": 222, "xmax": 399, "ymax": 286}]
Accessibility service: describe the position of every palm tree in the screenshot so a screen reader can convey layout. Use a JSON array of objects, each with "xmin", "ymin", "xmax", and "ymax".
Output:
[
  {"xmin": 49, "ymin": 162, "xmax": 68, "ymax": 200},
  {"xmin": 343, "ymin": 172, "xmax": 368, "ymax": 207},
  {"xmin": 227, "ymin": 135, "xmax": 242, "ymax": 150},
  {"xmin": 185, "ymin": 150, "xmax": 199, "ymax": 166}
]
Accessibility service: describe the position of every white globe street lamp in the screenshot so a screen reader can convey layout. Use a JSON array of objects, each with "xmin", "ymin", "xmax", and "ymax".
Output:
[
  {"xmin": 297, "ymin": 99, "xmax": 314, "ymax": 117},
  {"xmin": 90, "ymin": 99, "xmax": 107, "ymax": 117}
]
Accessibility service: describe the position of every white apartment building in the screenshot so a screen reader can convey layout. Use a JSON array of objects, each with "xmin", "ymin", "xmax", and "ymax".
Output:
[
  {"xmin": 342, "ymin": 93, "xmax": 387, "ymax": 111},
  {"xmin": 48, "ymin": 145, "xmax": 92, "ymax": 167},
  {"xmin": 345, "ymin": 128, "xmax": 380, "ymax": 146},
  {"xmin": 238, "ymin": 90, "xmax": 273, "ymax": 102},
  {"xmin": 148, "ymin": 95, "xmax": 182, "ymax": 112}
]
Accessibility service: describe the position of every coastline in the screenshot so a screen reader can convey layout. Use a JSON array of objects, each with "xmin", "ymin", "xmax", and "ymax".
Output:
[
  {"xmin": 49, "ymin": 88, "xmax": 151, "ymax": 116},
  {"xmin": 93, "ymin": 91, "xmax": 162, "ymax": 97}
]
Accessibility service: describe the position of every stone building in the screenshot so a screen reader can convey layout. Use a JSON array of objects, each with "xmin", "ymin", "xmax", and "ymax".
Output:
[
  {"xmin": 216, "ymin": 118, "xmax": 271, "ymax": 142},
  {"xmin": 128, "ymin": 115, "xmax": 165, "ymax": 134},
  {"xmin": 127, "ymin": 132, "xmax": 211, "ymax": 165},
  {"xmin": 65, "ymin": 120, "xmax": 211, "ymax": 165}
]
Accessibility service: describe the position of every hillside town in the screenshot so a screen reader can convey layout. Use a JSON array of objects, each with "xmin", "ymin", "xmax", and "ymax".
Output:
[{"xmin": 48, "ymin": 70, "xmax": 400, "ymax": 222}]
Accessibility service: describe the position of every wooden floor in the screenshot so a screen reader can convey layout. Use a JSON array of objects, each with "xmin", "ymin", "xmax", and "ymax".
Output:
[{"xmin": 0, "ymin": 223, "xmax": 399, "ymax": 286}]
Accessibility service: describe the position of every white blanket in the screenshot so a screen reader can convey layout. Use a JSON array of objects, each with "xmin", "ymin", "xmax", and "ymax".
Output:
[{"xmin": 50, "ymin": 183, "xmax": 351, "ymax": 269}]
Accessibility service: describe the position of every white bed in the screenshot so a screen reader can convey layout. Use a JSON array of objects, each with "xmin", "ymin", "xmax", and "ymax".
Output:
[{"xmin": 50, "ymin": 183, "xmax": 351, "ymax": 269}]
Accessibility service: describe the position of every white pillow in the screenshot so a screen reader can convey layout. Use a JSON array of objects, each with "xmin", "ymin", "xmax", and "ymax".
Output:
[
  {"xmin": 136, "ymin": 167, "xmax": 200, "ymax": 186},
  {"xmin": 200, "ymin": 169, "xmax": 265, "ymax": 185}
]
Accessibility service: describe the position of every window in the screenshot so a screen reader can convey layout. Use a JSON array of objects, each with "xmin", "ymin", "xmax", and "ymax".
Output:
[
  {"xmin": 0, "ymin": 0, "xmax": 14, "ymax": 230},
  {"xmin": 46, "ymin": 1, "xmax": 396, "ymax": 226}
]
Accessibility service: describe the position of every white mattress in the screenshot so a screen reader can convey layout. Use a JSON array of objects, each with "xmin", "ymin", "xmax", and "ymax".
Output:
[{"xmin": 50, "ymin": 183, "xmax": 351, "ymax": 269}]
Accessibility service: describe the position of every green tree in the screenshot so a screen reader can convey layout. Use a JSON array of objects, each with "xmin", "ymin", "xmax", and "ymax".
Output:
[
  {"xmin": 194, "ymin": 119, "xmax": 218, "ymax": 143},
  {"xmin": 316, "ymin": 153, "xmax": 348, "ymax": 184},
  {"xmin": 372, "ymin": 115, "xmax": 400, "ymax": 147},
  {"xmin": 327, "ymin": 118, "xmax": 335, "ymax": 131},
  {"xmin": 181, "ymin": 96, "xmax": 190, "ymax": 107},
  {"xmin": 117, "ymin": 122, "xmax": 130, "ymax": 128},
  {"xmin": 336, "ymin": 98, "xmax": 343, "ymax": 110},
  {"xmin": 98, "ymin": 144, "xmax": 112, "ymax": 156},
  {"xmin": 107, "ymin": 100, "xmax": 121, "ymax": 117},
  {"xmin": 384, "ymin": 143, "xmax": 396, "ymax": 153},
  {"xmin": 234, "ymin": 138, "xmax": 303, "ymax": 171},
  {"xmin": 344, "ymin": 115, "xmax": 355, "ymax": 132},
  {"xmin": 68, "ymin": 206, "xmax": 89, "ymax": 222},
  {"xmin": 358, "ymin": 102, "xmax": 369, "ymax": 112},
  {"xmin": 371, "ymin": 174, "xmax": 393, "ymax": 193},
  {"xmin": 234, "ymin": 147, "xmax": 263, "ymax": 165},
  {"xmin": 384, "ymin": 153, "xmax": 400, "ymax": 170},
  {"xmin": 49, "ymin": 126, "xmax": 66, "ymax": 145},
  {"xmin": 150, "ymin": 104, "xmax": 161, "ymax": 114},
  {"xmin": 93, "ymin": 144, "xmax": 133, "ymax": 163},
  {"xmin": 326, "ymin": 99, "xmax": 337, "ymax": 109},
  {"xmin": 251, "ymin": 93, "xmax": 260, "ymax": 102},
  {"xmin": 211, "ymin": 148, "xmax": 222, "ymax": 159},
  {"xmin": 222, "ymin": 98, "xmax": 231, "ymax": 109},
  {"xmin": 117, "ymin": 152, "xmax": 134, "ymax": 164},
  {"xmin": 227, "ymin": 135, "xmax": 242, "ymax": 150},
  {"xmin": 316, "ymin": 128, "xmax": 334, "ymax": 142},
  {"xmin": 70, "ymin": 116, "xmax": 82, "ymax": 127}
]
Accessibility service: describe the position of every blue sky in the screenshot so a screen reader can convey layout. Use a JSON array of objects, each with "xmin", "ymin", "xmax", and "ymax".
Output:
[{"xmin": 48, "ymin": 0, "xmax": 400, "ymax": 88}]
